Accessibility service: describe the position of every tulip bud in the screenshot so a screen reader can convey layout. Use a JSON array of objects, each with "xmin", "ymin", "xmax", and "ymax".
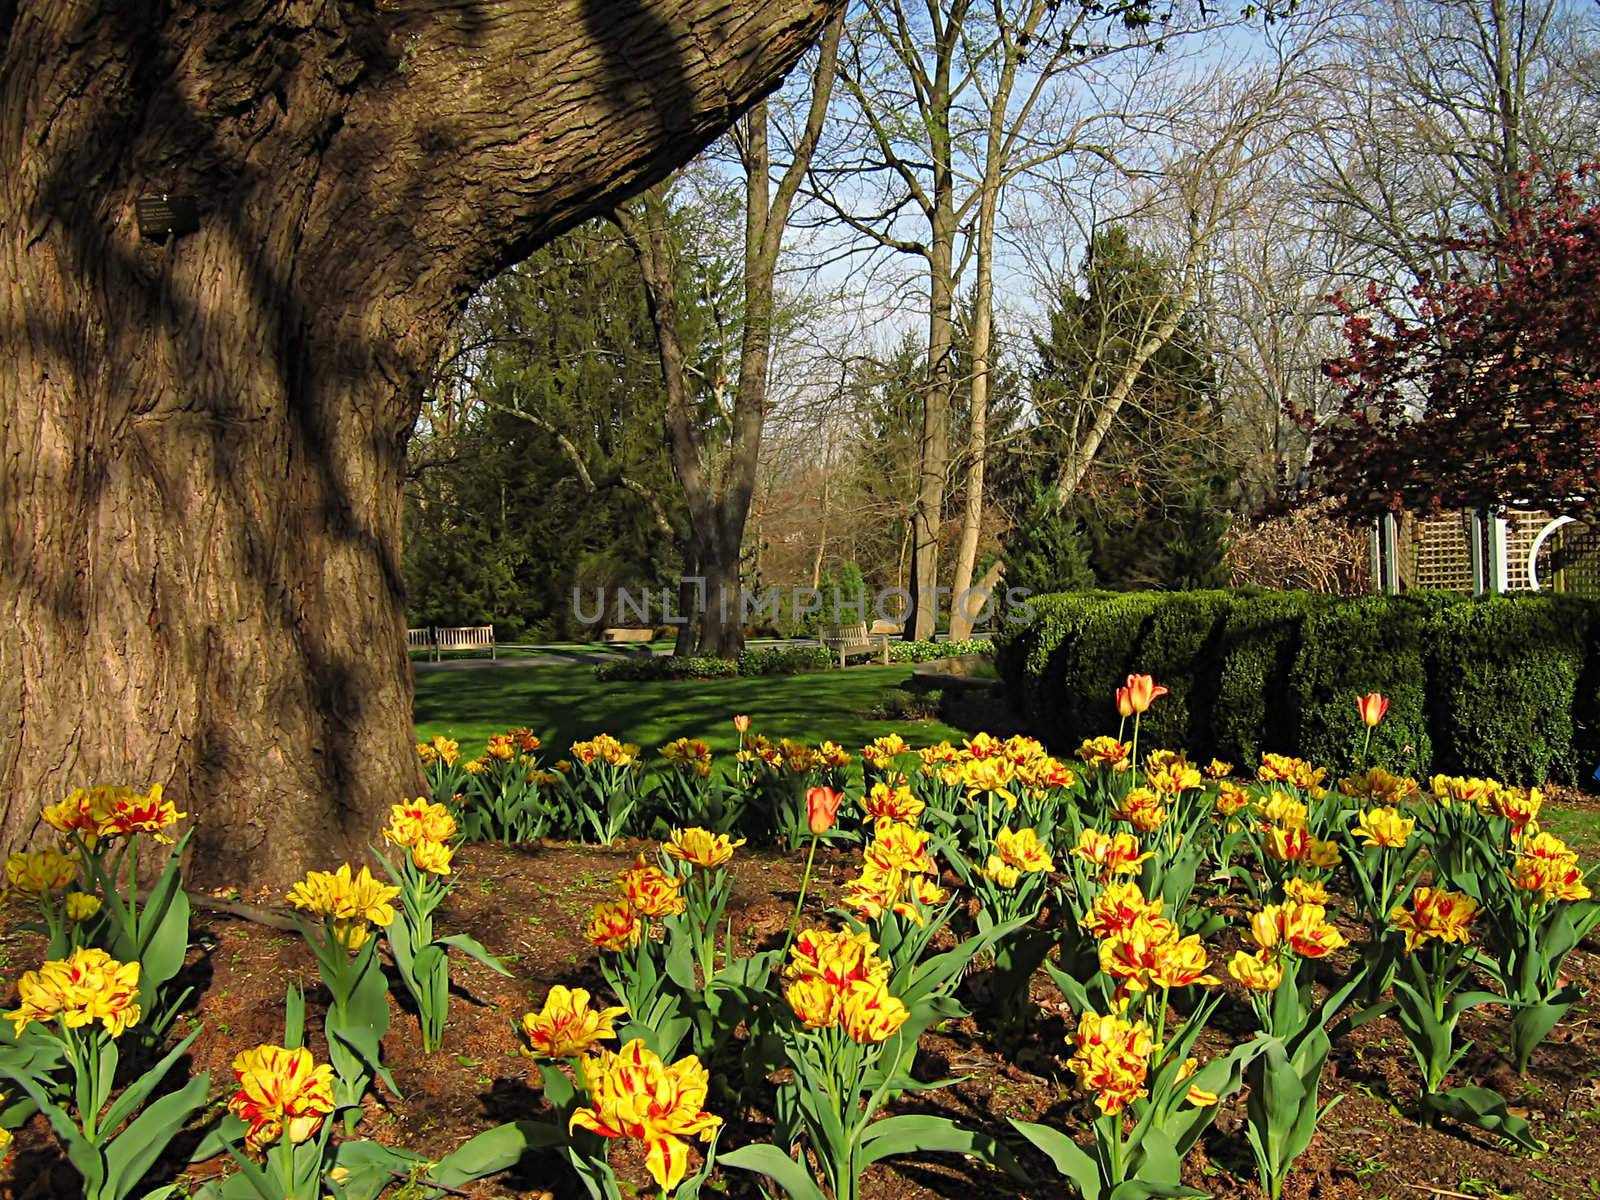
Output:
[
  {"xmin": 805, "ymin": 785, "xmax": 843, "ymax": 835},
  {"xmin": 1115, "ymin": 686, "xmax": 1134, "ymax": 719},
  {"xmin": 733, "ymin": 714, "xmax": 751, "ymax": 733},
  {"xmin": 1355, "ymin": 691, "xmax": 1389, "ymax": 728},
  {"xmin": 1124, "ymin": 674, "xmax": 1168, "ymax": 715}
]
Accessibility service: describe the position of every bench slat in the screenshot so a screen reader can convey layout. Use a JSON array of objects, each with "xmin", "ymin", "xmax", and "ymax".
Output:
[
  {"xmin": 429, "ymin": 625, "xmax": 496, "ymax": 660},
  {"xmin": 817, "ymin": 623, "xmax": 888, "ymax": 667}
]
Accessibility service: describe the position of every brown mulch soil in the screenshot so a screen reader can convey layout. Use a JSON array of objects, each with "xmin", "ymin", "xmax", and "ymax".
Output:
[{"xmin": 3, "ymin": 840, "xmax": 1599, "ymax": 1200}]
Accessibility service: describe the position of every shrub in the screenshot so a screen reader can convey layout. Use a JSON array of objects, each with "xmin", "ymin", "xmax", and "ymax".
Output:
[
  {"xmin": 1226, "ymin": 498, "xmax": 1372, "ymax": 595},
  {"xmin": 1290, "ymin": 594, "xmax": 1438, "ymax": 778},
  {"xmin": 1057, "ymin": 593, "xmax": 1160, "ymax": 747},
  {"xmin": 870, "ymin": 687, "xmax": 944, "ymax": 720},
  {"xmin": 1214, "ymin": 593, "xmax": 1316, "ymax": 770},
  {"xmin": 1427, "ymin": 596, "xmax": 1590, "ymax": 783},
  {"xmin": 998, "ymin": 588, "xmax": 1600, "ymax": 785},
  {"xmin": 593, "ymin": 656, "xmax": 738, "ymax": 682},
  {"xmin": 1128, "ymin": 591, "xmax": 1235, "ymax": 753},
  {"xmin": 738, "ymin": 645, "xmax": 832, "ymax": 675},
  {"xmin": 887, "ymin": 638, "xmax": 994, "ymax": 664},
  {"xmin": 1004, "ymin": 592, "xmax": 1111, "ymax": 740},
  {"xmin": 1003, "ymin": 484, "xmax": 1096, "ymax": 595}
]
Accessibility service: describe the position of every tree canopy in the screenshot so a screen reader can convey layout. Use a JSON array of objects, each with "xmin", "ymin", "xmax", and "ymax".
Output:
[{"xmin": 1313, "ymin": 167, "xmax": 1600, "ymax": 517}]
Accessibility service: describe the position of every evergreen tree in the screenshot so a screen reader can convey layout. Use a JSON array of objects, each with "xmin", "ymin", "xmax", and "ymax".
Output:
[
  {"xmin": 1029, "ymin": 226, "xmax": 1232, "ymax": 590},
  {"xmin": 1003, "ymin": 484, "xmax": 1097, "ymax": 596},
  {"xmin": 405, "ymin": 219, "xmax": 705, "ymax": 638}
]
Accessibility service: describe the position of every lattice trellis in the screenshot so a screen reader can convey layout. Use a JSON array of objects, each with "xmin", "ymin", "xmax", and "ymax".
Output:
[
  {"xmin": 1545, "ymin": 521, "xmax": 1600, "ymax": 597},
  {"xmin": 1388, "ymin": 509, "xmax": 1600, "ymax": 594},
  {"xmin": 1405, "ymin": 513, "xmax": 1475, "ymax": 592},
  {"xmin": 1502, "ymin": 510, "xmax": 1550, "ymax": 592}
]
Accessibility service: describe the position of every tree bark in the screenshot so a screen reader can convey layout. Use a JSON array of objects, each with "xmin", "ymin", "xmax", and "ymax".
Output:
[
  {"xmin": 0, "ymin": 0, "xmax": 837, "ymax": 886},
  {"xmin": 908, "ymin": 9, "xmax": 961, "ymax": 643},
  {"xmin": 946, "ymin": 185, "xmax": 997, "ymax": 641}
]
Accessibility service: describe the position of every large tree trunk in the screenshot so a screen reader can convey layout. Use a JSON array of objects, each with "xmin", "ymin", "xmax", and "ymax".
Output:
[
  {"xmin": 0, "ymin": 0, "xmax": 837, "ymax": 887},
  {"xmin": 947, "ymin": 191, "xmax": 996, "ymax": 642},
  {"xmin": 909, "ymin": 133, "xmax": 956, "ymax": 642}
]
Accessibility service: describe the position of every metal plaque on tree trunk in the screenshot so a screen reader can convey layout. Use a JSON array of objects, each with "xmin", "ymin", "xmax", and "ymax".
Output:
[{"xmin": 135, "ymin": 194, "xmax": 199, "ymax": 241}]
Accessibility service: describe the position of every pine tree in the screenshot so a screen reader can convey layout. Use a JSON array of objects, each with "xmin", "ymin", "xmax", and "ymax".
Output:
[
  {"xmin": 1028, "ymin": 226, "xmax": 1233, "ymax": 590},
  {"xmin": 1003, "ymin": 485, "xmax": 1097, "ymax": 596}
]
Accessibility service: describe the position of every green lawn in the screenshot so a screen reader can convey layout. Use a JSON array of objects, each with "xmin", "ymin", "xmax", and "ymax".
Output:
[
  {"xmin": 413, "ymin": 663, "xmax": 969, "ymax": 758},
  {"xmin": 1541, "ymin": 803, "xmax": 1600, "ymax": 859}
]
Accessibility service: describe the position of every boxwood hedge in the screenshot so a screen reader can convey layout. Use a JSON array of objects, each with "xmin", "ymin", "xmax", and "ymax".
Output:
[{"xmin": 994, "ymin": 589, "xmax": 1600, "ymax": 785}]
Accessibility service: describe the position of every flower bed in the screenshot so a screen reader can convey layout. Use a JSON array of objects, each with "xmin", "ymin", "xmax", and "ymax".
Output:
[{"xmin": 2, "ymin": 682, "xmax": 1598, "ymax": 1199}]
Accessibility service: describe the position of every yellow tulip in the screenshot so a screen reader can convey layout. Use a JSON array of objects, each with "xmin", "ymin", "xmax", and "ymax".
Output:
[
  {"xmin": 1077, "ymin": 736, "xmax": 1132, "ymax": 772},
  {"xmin": 383, "ymin": 798, "xmax": 457, "ymax": 847},
  {"xmin": 1390, "ymin": 887, "xmax": 1479, "ymax": 952},
  {"xmin": 1081, "ymin": 881, "xmax": 1164, "ymax": 939},
  {"xmin": 995, "ymin": 826, "xmax": 1054, "ymax": 873},
  {"xmin": 838, "ymin": 980, "xmax": 910, "ymax": 1044},
  {"xmin": 1256, "ymin": 754, "xmax": 1327, "ymax": 791},
  {"xmin": 520, "ymin": 985, "xmax": 626, "ymax": 1058},
  {"xmin": 1251, "ymin": 902, "xmax": 1345, "ymax": 959},
  {"xmin": 1067, "ymin": 1009, "xmax": 1154, "ymax": 1115},
  {"xmin": 1227, "ymin": 949, "xmax": 1284, "ymax": 991},
  {"xmin": 570, "ymin": 1040, "xmax": 721, "ymax": 1193},
  {"xmin": 410, "ymin": 838, "xmax": 455, "ymax": 875},
  {"xmin": 287, "ymin": 864, "xmax": 400, "ymax": 928},
  {"xmin": 616, "ymin": 853, "xmax": 686, "ymax": 918},
  {"xmin": 663, "ymin": 827, "xmax": 744, "ymax": 870},
  {"xmin": 229, "ymin": 1044, "xmax": 336, "ymax": 1153},
  {"xmin": 4, "ymin": 848, "xmax": 78, "ymax": 895},
  {"xmin": 585, "ymin": 899, "xmax": 643, "ymax": 952},
  {"xmin": 1070, "ymin": 829, "xmax": 1153, "ymax": 879},
  {"xmin": 6, "ymin": 948, "xmax": 141, "ymax": 1039},
  {"xmin": 1351, "ymin": 806, "xmax": 1415, "ymax": 850},
  {"xmin": 1283, "ymin": 877, "xmax": 1331, "ymax": 905}
]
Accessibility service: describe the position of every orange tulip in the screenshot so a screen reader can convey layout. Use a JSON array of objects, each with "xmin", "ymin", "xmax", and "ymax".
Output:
[
  {"xmin": 1115, "ymin": 686, "xmax": 1135, "ymax": 719},
  {"xmin": 1123, "ymin": 674, "xmax": 1167, "ymax": 715},
  {"xmin": 733, "ymin": 714, "xmax": 751, "ymax": 733},
  {"xmin": 805, "ymin": 786, "xmax": 843, "ymax": 835},
  {"xmin": 1356, "ymin": 692, "xmax": 1389, "ymax": 728}
]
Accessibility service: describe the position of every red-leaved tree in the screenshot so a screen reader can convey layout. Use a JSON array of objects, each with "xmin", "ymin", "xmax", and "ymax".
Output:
[{"xmin": 1311, "ymin": 167, "xmax": 1600, "ymax": 518}]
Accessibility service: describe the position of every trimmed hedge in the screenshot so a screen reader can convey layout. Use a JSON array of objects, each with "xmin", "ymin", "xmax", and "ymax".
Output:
[
  {"xmin": 1426, "ymin": 595, "xmax": 1590, "ymax": 784},
  {"xmin": 590, "ymin": 638, "xmax": 976, "ymax": 681},
  {"xmin": 1214, "ymin": 592, "xmax": 1318, "ymax": 769},
  {"xmin": 888, "ymin": 638, "xmax": 994, "ymax": 664},
  {"xmin": 594, "ymin": 655, "xmax": 740, "ymax": 682},
  {"xmin": 738, "ymin": 645, "xmax": 832, "ymax": 675},
  {"xmin": 995, "ymin": 590, "xmax": 1600, "ymax": 785},
  {"xmin": 1290, "ymin": 595, "xmax": 1438, "ymax": 779}
]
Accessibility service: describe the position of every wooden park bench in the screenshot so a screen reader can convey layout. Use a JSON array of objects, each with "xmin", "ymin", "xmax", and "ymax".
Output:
[
  {"xmin": 432, "ymin": 625, "xmax": 495, "ymax": 661},
  {"xmin": 602, "ymin": 627, "xmax": 657, "ymax": 644},
  {"xmin": 407, "ymin": 628, "xmax": 433, "ymax": 654},
  {"xmin": 819, "ymin": 621, "xmax": 891, "ymax": 668}
]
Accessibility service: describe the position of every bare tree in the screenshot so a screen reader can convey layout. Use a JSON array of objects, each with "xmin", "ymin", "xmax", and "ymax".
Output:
[
  {"xmin": 811, "ymin": 1, "xmax": 1232, "ymax": 637},
  {"xmin": 616, "ymin": 14, "xmax": 843, "ymax": 657},
  {"xmin": 1017, "ymin": 17, "xmax": 1340, "ymax": 525},
  {"xmin": 1304, "ymin": 0, "xmax": 1600, "ymax": 292}
]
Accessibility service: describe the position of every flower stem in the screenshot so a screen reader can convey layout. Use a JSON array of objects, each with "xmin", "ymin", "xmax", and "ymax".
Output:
[
  {"xmin": 126, "ymin": 835, "xmax": 140, "ymax": 938},
  {"xmin": 781, "ymin": 835, "xmax": 821, "ymax": 961},
  {"xmin": 281, "ymin": 1138, "xmax": 299, "ymax": 1200}
]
